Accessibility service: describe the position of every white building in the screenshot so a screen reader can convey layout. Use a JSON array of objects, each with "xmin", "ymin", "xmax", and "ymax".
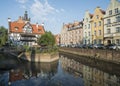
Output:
[
  {"xmin": 83, "ymin": 11, "xmax": 93, "ymax": 44},
  {"xmin": 104, "ymin": 0, "xmax": 120, "ymax": 45},
  {"xmin": 8, "ymin": 11, "xmax": 45, "ymax": 46}
]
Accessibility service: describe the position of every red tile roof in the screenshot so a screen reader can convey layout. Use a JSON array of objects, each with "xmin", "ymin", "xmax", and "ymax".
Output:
[{"xmin": 9, "ymin": 21, "xmax": 45, "ymax": 34}]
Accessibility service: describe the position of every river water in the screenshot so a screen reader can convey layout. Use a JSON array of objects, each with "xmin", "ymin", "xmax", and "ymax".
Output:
[{"xmin": 0, "ymin": 52, "xmax": 120, "ymax": 86}]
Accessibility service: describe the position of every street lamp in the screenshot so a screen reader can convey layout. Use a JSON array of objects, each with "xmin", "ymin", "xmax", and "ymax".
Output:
[{"xmin": 92, "ymin": 35, "xmax": 94, "ymax": 45}]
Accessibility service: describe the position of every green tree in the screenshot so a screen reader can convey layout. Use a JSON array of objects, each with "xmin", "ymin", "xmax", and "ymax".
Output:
[
  {"xmin": 37, "ymin": 31, "xmax": 55, "ymax": 47},
  {"xmin": 0, "ymin": 26, "xmax": 8, "ymax": 47}
]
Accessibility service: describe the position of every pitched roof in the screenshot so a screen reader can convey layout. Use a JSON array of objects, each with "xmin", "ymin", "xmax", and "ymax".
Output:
[
  {"xmin": 100, "ymin": 9, "xmax": 106, "ymax": 14},
  {"xmin": 9, "ymin": 21, "xmax": 45, "ymax": 34},
  {"xmin": 89, "ymin": 14, "xmax": 93, "ymax": 18}
]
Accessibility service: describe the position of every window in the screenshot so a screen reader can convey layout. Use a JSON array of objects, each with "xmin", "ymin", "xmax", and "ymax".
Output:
[
  {"xmin": 116, "ymin": 27, "xmax": 120, "ymax": 33},
  {"xmin": 98, "ymin": 39, "xmax": 102, "ymax": 44},
  {"xmin": 96, "ymin": 15, "xmax": 99, "ymax": 19},
  {"xmin": 88, "ymin": 31, "xmax": 90, "ymax": 36},
  {"xmin": 98, "ymin": 21, "xmax": 101, "ymax": 26},
  {"xmin": 94, "ymin": 30, "xmax": 96, "ymax": 36},
  {"xmin": 109, "ymin": 10, "xmax": 112, "ymax": 15},
  {"xmin": 88, "ymin": 24, "xmax": 90, "ymax": 29},
  {"xmin": 94, "ymin": 40, "xmax": 97, "ymax": 44},
  {"xmin": 15, "ymin": 27, "xmax": 18, "ymax": 31},
  {"xmin": 116, "ymin": 16, "xmax": 120, "ymax": 22},
  {"xmin": 115, "ymin": 8, "xmax": 119, "ymax": 14},
  {"xmin": 107, "ymin": 19, "xmax": 111, "ymax": 24},
  {"xmin": 99, "ymin": 30, "xmax": 101, "ymax": 35},
  {"xmin": 116, "ymin": 39, "xmax": 120, "ymax": 44},
  {"xmin": 94, "ymin": 22, "xmax": 97, "ymax": 27},
  {"xmin": 107, "ymin": 29, "xmax": 111, "ymax": 34}
]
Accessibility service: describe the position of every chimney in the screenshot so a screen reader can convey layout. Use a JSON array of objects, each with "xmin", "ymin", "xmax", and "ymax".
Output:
[
  {"xmin": 8, "ymin": 18, "xmax": 11, "ymax": 35},
  {"xmin": 8, "ymin": 18, "xmax": 11, "ymax": 22},
  {"xmin": 36, "ymin": 22, "xmax": 38, "ymax": 28},
  {"xmin": 41, "ymin": 23, "xmax": 44, "ymax": 26}
]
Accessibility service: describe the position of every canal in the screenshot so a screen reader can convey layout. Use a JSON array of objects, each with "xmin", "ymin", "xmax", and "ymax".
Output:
[{"xmin": 0, "ymin": 52, "xmax": 120, "ymax": 86}]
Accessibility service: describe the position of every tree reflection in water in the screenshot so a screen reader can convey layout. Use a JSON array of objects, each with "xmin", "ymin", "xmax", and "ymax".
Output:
[{"xmin": 9, "ymin": 61, "xmax": 58, "ymax": 85}]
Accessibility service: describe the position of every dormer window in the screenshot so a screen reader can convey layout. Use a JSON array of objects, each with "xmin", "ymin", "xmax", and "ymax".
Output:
[
  {"xmin": 38, "ymin": 29, "xmax": 41, "ymax": 32},
  {"xmin": 15, "ymin": 27, "xmax": 18, "ymax": 31}
]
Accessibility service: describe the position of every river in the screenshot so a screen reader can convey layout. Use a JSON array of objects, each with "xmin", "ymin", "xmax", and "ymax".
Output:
[{"xmin": 0, "ymin": 52, "xmax": 120, "ymax": 86}]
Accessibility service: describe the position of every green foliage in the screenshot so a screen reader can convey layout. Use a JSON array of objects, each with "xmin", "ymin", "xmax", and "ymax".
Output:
[
  {"xmin": 0, "ymin": 26, "xmax": 8, "ymax": 47},
  {"xmin": 37, "ymin": 31, "xmax": 55, "ymax": 47}
]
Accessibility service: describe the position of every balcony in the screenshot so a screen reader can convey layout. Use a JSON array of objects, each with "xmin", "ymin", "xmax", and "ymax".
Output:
[
  {"xmin": 104, "ymin": 34, "xmax": 112, "ymax": 37},
  {"xmin": 105, "ymin": 21, "xmax": 120, "ymax": 27},
  {"xmin": 20, "ymin": 37, "xmax": 36, "ymax": 42}
]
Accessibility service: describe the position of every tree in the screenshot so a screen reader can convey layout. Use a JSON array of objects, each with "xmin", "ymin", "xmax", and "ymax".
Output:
[
  {"xmin": 37, "ymin": 31, "xmax": 55, "ymax": 47},
  {"xmin": 0, "ymin": 26, "xmax": 8, "ymax": 47}
]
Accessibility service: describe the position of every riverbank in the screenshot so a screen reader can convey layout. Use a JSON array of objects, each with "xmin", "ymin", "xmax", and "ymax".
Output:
[
  {"xmin": 59, "ymin": 47, "xmax": 120, "ymax": 64},
  {"xmin": 19, "ymin": 52, "xmax": 59, "ymax": 62}
]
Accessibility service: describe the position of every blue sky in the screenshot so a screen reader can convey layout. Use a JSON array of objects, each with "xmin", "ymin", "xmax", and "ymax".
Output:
[{"xmin": 0, "ymin": 0, "xmax": 111, "ymax": 34}]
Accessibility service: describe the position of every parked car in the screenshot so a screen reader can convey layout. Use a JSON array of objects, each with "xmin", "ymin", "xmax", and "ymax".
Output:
[
  {"xmin": 109, "ymin": 44, "xmax": 120, "ymax": 50},
  {"xmin": 104, "ymin": 44, "xmax": 116, "ymax": 49},
  {"xmin": 87, "ymin": 44, "xmax": 94, "ymax": 49},
  {"xmin": 93, "ymin": 44, "xmax": 105, "ymax": 49}
]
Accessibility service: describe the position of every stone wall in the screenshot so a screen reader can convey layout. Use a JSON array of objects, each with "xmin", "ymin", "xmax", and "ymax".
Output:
[
  {"xmin": 19, "ymin": 52, "xmax": 59, "ymax": 62},
  {"xmin": 59, "ymin": 48, "xmax": 120, "ymax": 64}
]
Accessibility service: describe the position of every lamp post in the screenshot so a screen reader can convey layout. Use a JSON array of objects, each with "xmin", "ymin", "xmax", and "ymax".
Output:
[{"xmin": 92, "ymin": 35, "xmax": 94, "ymax": 45}]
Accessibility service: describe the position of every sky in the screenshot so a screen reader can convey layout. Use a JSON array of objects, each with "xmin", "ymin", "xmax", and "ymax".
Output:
[{"xmin": 0, "ymin": 0, "xmax": 111, "ymax": 34}]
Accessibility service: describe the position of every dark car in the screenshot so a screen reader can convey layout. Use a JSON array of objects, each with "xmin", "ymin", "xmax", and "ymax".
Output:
[
  {"xmin": 104, "ymin": 44, "xmax": 116, "ymax": 49},
  {"xmin": 93, "ymin": 44, "xmax": 105, "ymax": 49},
  {"xmin": 108, "ymin": 44, "xmax": 120, "ymax": 50},
  {"xmin": 88, "ymin": 44, "xmax": 94, "ymax": 49}
]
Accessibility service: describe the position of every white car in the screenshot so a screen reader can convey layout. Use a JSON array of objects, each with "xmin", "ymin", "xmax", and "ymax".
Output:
[{"xmin": 109, "ymin": 44, "xmax": 120, "ymax": 50}]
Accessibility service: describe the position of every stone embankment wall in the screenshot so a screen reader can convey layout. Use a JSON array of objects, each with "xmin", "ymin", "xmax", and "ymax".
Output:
[
  {"xmin": 20, "ymin": 52, "xmax": 59, "ymax": 62},
  {"xmin": 59, "ymin": 48, "xmax": 120, "ymax": 64}
]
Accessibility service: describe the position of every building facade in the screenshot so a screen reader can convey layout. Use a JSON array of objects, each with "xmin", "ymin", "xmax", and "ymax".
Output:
[
  {"xmin": 104, "ymin": 0, "xmax": 120, "ymax": 45},
  {"xmin": 91, "ymin": 7, "xmax": 105, "ymax": 44},
  {"xmin": 8, "ymin": 11, "xmax": 45, "ymax": 46},
  {"xmin": 83, "ymin": 11, "xmax": 93, "ymax": 44},
  {"xmin": 60, "ymin": 21, "xmax": 83, "ymax": 47}
]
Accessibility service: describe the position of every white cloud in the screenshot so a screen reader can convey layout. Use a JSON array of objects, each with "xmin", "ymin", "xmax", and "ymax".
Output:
[
  {"xmin": 30, "ymin": 0, "xmax": 57, "ymax": 22},
  {"xmin": 16, "ymin": 0, "xmax": 28, "ymax": 4}
]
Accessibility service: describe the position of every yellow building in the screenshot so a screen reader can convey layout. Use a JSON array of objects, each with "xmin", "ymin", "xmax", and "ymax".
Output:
[{"xmin": 91, "ymin": 7, "xmax": 105, "ymax": 44}]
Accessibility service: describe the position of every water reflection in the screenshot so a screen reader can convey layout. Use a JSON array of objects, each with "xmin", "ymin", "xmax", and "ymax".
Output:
[
  {"xmin": 0, "ymin": 53, "xmax": 120, "ymax": 86},
  {"xmin": 9, "ymin": 61, "xmax": 58, "ymax": 86},
  {"xmin": 60, "ymin": 53, "xmax": 120, "ymax": 86}
]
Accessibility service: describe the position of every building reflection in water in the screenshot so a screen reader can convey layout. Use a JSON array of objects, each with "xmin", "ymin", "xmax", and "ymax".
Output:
[
  {"xmin": 3, "ymin": 53, "xmax": 120, "ymax": 86},
  {"xmin": 9, "ymin": 61, "xmax": 58, "ymax": 85},
  {"xmin": 59, "ymin": 54, "xmax": 120, "ymax": 86}
]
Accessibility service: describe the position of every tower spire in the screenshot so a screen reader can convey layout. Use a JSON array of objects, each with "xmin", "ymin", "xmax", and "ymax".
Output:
[{"xmin": 24, "ymin": 11, "xmax": 28, "ymax": 21}]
